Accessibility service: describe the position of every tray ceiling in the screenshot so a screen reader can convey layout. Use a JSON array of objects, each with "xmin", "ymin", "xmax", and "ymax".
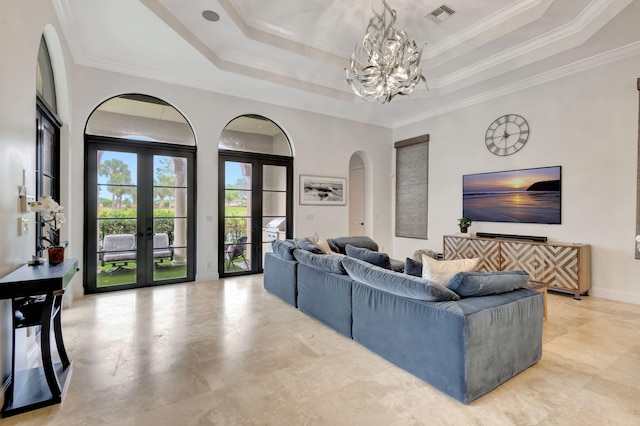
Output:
[{"xmin": 54, "ymin": 0, "xmax": 640, "ymax": 128}]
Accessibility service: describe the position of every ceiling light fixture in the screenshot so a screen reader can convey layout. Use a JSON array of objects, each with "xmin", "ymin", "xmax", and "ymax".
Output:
[{"xmin": 346, "ymin": 0, "xmax": 427, "ymax": 104}]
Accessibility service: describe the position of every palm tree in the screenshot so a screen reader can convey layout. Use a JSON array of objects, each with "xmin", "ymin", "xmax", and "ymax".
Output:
[
  {"xmin": 154, "ymin": 157, "xmax": 176, "ymax": 209},
  {"xmin": 99, "ymin": 158, "xmax": 132, "ymax": 210}
]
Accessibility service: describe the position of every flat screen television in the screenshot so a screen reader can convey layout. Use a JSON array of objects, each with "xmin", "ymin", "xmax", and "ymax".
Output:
[{"xmin": 462, "ymin": 166, "xmax": 561, "ymax": 224}]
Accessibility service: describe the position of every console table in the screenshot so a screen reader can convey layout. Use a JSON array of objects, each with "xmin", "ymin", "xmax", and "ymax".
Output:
[
  {"xmin": 443, "ymin": 235, "xmax": 591, "ymax": 299},
  {"xmin": 0, "ymin": 259, "xmax": 78, "ymax": 417}
]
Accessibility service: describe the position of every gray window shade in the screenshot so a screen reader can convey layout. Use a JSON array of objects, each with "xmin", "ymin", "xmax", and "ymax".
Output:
[{"xmin": 395, "ymin": 135, "xmax": 429, "ymax": 239}]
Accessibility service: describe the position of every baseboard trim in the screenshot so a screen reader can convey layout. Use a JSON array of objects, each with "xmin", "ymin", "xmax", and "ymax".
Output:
[
  {"xmin": 196, "ymin": 272, "xmax": 219, "ymax": 282},
  {"xmin": 590, "ymin": 288, "xmax": 640, "ymax": 305}
]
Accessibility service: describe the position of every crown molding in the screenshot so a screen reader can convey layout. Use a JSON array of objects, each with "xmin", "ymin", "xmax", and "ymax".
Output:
[
  {"xmin": 424, "ymin": 0, "xmax": 551, "ymax": 60},
  {"xmin": 437, "ymin": 0, "xmax": 633, "ymax": 89},
  {"xmin": 396, "ymin": 40, "xmax": 640, "ymax": 128}
]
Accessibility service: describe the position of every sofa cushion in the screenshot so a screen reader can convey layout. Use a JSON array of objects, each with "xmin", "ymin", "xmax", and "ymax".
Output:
[
  {"xmin": 293, "ymin": 249, "xmax": 346, "ymax": 274},
  {"xmin": 342, "ymin": 257, "xmax": 460, "ymax": 302},
  {"xmin": 404, "ymin": 257, "xmax": 423, "ymax": 277},
  {"xmin": 346, "ymin": 244, "xmax": 392, "ymax": 270},
  {"xmin": 422, "ymin": 255, "xmax": 480, "ymax": 286},
  {"xmin": 297, "ymin": 238, "xmax": 325, "ymax": 254},
  {"xmin": 264, "ymin": 252, "xmax": 298, "ymax": 307},
  {"xmin": 446, "ymin": 270, "xmax": 530, "ymax": 297},
  {"xmin": 271, "ymin": 239, "xmax": 297, "ymax": 261},
  {"xmin": 327, "ymin": 236, "xmax": 378, "ymax": 254},
  {"xmin": 327, "ymin": 239, "xmax": 339, "ymax": 253},
  {"xmin": 389, "ymin": 258, "xmax": 405, "ymax": 273}
]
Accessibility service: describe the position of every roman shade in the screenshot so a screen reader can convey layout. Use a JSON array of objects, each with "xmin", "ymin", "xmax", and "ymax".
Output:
[{"xmin": 395, "ymin": 135, "xmax": 429, "ymax": 239}]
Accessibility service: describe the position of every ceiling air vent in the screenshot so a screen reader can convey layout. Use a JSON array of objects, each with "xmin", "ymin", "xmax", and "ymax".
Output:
[{"xmin": 429, "ymin": 5, "xmax": 456, "ymax": 22}]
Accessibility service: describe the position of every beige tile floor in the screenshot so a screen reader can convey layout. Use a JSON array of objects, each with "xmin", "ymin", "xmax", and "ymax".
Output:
[{"xmin": 3, "ymin": 275, "xmax": 640, "ymax": 425}]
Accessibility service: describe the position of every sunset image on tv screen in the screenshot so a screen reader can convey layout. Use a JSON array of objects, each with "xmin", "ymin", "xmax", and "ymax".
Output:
[{"xmin": 462, "ymin": 166, "xmax": 561, "ymax": 224}]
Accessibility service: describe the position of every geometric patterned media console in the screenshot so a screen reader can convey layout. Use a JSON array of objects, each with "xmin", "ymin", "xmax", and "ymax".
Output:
[{"xmin": 443, "ymin": 235, "xmax": 591, "ymax": 299}]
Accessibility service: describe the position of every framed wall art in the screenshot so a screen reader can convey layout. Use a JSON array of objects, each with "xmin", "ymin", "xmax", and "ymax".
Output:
[{"xmin": 299, "ymin": 175, "xmax": 347, "ymax": 205}]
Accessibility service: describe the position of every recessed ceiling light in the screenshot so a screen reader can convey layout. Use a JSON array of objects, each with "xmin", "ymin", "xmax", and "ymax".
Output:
[{"xmin": 202, "ymin": 10, "xmax": 220, "ymax": 22}]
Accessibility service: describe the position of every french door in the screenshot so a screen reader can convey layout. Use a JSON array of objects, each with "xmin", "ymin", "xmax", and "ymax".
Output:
[
  {"xmin": 218, "ymin": 151, "xmax": 293, "ymax": 277},
  {"xmin": 84, "ymin": 138, "xmax": 196, "ymax": 293}
]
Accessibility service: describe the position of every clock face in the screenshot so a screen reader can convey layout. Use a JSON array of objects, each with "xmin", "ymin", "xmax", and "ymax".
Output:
[{"xmin": 485, "ymin": 114, "xmax": 529, "ymax": 156}]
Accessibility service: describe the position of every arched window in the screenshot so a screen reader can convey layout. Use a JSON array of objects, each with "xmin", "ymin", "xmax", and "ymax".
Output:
[
  {"xmin": 84, "ymin": 94, "xmax": 196, "ymax": 293},
  {"xmin": 35, "ymin": 35, "xmax": 62, "ymax": 256},
  {"xmin": 36, "ymin": 36, "xmax": 57, "ymax": 114},
  {"xmin": 219, "ymin": 114, "xmax": 291, "ymax": 155},
  {"xmin": 86, "ymin": 94, "xmax": 195, "ymax": 145},
  {"xmin": 218, "ymin": 115, "xmax": 293, "ymax": 276}
]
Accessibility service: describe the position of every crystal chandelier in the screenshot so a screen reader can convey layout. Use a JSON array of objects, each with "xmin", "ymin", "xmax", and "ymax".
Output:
[{"xmin": 346, "ymin": 0, "xmax": 427, "ymax": 103}]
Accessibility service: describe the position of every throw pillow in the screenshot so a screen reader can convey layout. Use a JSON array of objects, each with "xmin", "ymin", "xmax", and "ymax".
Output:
[
  {"xmin": 446, "ymin": 270, "xmax": 530, "ymax": 297},
  {"xmin": 346, "ymin": 244, "xmax": 392, "ymax": 270},
  {"xmin": 404, "ymin": 257, "xmax": 423, "ymax": 277},
  {"xmin": 327, "ymin": 236, "xmax": 378, "ymax": 254},
  {"xmin": 342, "ymin": 257, "xmax": 460, "ymax": 302},
  {"xmin": 297, "ymin": 238, "xmax": 324, "ymax": 254},
  {"xmin": 421, "ymin": 255, "xmax": 479, "ymax": 286},
  {"xmin": 316, "ymin": 238, "xmax": 333, "ymax": 254}
]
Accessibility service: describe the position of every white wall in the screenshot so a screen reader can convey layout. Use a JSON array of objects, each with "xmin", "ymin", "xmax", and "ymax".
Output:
[
  {"xmin": 0, "ymin": 0, "xmax": 69, "ymax": 395},
  {"xmin": 392, "ymin": 53, "xmax": 640, "ymax": 304}
]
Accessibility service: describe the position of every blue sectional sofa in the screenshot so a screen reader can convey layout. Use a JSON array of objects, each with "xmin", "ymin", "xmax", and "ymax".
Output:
[{"xmin": 263, "ymin": 237, "xmax": 544, "ymax": 404}]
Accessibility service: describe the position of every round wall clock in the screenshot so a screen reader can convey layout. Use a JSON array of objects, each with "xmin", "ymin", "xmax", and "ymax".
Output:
[{"xmin": 485, "ymin": 114, "xmax": 529, "ymax": 156}]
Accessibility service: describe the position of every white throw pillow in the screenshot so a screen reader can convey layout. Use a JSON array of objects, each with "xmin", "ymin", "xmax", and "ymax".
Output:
[
  {"xmin": 316, "ymin": 238, "xmax": 333, "ymax": 254},
  {"xmin": 421, "ymin": 255, "xmax": 480, "ymax": 286}
]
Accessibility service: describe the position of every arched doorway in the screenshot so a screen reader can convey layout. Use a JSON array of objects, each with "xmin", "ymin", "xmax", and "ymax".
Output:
[
  {"xmin": 349, "ymin": 153, "xmax": 367, "ymax": 236},
  {"xmin": 218, "ymin": 115, "xmax": 293, "ymax": 276},
  {"xmin": 83, "ymin": 94, "xmax": 196, "ymax": 293}
]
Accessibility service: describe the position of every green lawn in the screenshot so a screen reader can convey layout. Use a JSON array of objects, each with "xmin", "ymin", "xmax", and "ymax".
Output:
[
  {"xmin": 225, "ymin": 206, "xmax": 247, "ymax": 216},
  {"xmin": 97, "ymin": 259, "xmax": 187, "ymax": 287}
]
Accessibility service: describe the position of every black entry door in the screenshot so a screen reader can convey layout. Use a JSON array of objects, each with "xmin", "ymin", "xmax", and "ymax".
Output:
[
  {"xmin": 84, "ymin": 138, "xmax": 196, "ymax": 293},
  {"xmin": 219, "ymin": 151, "xmax": 293, "ymax": 277}
]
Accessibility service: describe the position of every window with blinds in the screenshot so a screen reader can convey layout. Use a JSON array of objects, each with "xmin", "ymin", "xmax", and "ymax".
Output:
[{"xmin": 394, "ymin": 135, "xmax": 429, "ymax": 239}]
